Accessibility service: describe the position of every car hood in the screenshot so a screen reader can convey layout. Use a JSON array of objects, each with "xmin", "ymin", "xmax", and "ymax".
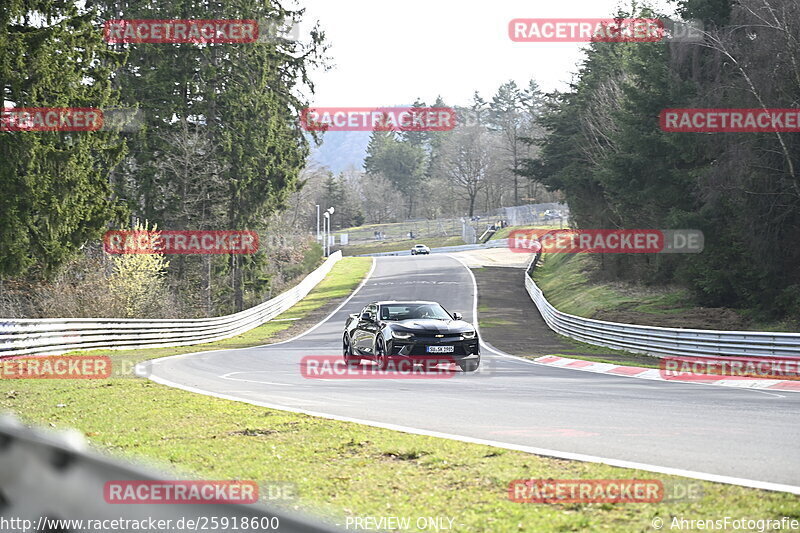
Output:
[{"xmin": 388, "ymin": 319, "xmax": 474, "ymax": 334}]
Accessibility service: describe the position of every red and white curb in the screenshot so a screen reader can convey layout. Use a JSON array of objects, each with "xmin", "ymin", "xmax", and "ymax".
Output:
[{"xmin": 534, "ymin": 355, "xmax": 800, "ymax": 393}]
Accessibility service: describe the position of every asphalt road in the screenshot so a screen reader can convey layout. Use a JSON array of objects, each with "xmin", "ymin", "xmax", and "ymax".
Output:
[{"xmin": 143, "ymin": 255, "xmax": 800, "ymax": 492}]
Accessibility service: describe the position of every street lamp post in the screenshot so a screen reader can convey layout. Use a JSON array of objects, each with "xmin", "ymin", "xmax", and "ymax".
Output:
[
  {"xmin": 323, "ymin": 206, "xmax": 335, "ymax": 256},
  {"xmin": 322, "ymin": 212, "xmax": 328, "ymax": 256}
]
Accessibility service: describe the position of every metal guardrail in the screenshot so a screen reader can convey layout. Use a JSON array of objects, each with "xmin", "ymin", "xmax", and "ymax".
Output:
[
  {"xmin": 0, "ymin": 252, "xmax": 343, "ymax": 358},
  {"xmin": 0, "ymin": 415, "xmax": 342, "ymax": 533},
  {"xmin": 524, "ymin": 254, "xmax": 800, "ymax": 359}
]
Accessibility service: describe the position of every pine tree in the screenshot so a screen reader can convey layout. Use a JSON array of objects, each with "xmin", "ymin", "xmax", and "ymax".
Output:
[
  {"xmin": 0, "ymin": 1, "xmax": 127, "ymax": 278},
  {"xmin": 91, "ymin": 0, "xmax": 328, "ymax": 311}
]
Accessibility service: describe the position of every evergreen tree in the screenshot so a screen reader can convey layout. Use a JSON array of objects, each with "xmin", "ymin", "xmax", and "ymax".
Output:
[
  {"xmin": 1, "ymin": 1, "xmax": 127, "ymax": 277},
  {"xmin": 91, "ymin": 0, "xmax": 328, "ymax": 310},
  {"xmin": 363, "ymin": 130, "xmax": 426, "ymax": 219}
]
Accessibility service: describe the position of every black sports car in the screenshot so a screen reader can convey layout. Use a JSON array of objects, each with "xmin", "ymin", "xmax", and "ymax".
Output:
[{"xmin": 343, "ymin": 300, "xmax": 480, "ymax": 371}]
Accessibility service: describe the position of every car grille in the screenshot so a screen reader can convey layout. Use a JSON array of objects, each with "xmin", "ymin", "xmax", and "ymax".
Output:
[{"xmin": 391, "ymin": 336, "xmax": 478, "ymax": 356}]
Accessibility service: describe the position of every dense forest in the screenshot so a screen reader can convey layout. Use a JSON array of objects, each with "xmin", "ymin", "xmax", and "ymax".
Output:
[
  {"xmin": 520, "ymin": 0, "xmax": 800, "ymax": 320},
  {"xmin": 1, "ymin": 0, "xmax": 326, "ymax": 317}
]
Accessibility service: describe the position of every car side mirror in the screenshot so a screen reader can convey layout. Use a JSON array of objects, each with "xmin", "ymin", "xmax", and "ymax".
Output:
[
  {"xmin": 452, "ymin": 312, "xmax": 463, "ymax": 320},
  {"xmin": 360, "ymin": 312, "xmax": 374, "ymax": 322}
]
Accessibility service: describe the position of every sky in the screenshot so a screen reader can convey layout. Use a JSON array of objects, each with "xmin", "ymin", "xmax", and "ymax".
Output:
[{"xmin": 298, "ymin": 0, "xmax": 677, "ymax": 107}]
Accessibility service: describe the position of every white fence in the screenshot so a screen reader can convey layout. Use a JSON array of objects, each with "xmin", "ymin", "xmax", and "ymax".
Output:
[
  {"xmin": 0, "ymin": 252, "xmax": 343, "ymax": 357},
  {"xmin": 524, "ymin": 255, "xmax": 800, "ymax": 359}
]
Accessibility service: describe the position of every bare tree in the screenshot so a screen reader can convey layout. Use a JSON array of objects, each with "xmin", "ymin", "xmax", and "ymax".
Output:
[
  {"xmin": 149, "ymin": 119, "xmax": 227, "ymax": 229},
  {"xmin": 360, "ymin": 173, "xmax": 406, "ymax": 224},
  {"xmin": 148, "ymin": 119, "xmax": 227, "ymax": 316},
  {"xmin": 438, "ymin": 124, "xmax": 495, "ymax": 216},
  {"xmin": 695, "ymin": 0, "xmax": 800, "ymax": 192}
]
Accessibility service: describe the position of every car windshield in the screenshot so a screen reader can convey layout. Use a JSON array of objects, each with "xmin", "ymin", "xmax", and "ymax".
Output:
[{"xmin": 380, "ymin": 303, "xmax": 452, "ymax": 321}]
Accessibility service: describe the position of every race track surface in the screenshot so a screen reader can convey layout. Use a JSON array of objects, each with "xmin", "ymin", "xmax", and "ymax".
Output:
[{"xmin": 142, "ymin": 255, "xmax": 800, "ymax": 491}]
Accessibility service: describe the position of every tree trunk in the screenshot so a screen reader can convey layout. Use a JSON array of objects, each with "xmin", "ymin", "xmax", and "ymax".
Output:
[
  {"xmin": 205, "ymin": 255, "xmax": 212, "ymax": 317},
  {"xmin": 230, "ymin": 254, "xmax": 244, "ymax": 313}
]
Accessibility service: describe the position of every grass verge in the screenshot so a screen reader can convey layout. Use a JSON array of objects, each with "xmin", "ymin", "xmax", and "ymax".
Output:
[
  {"xmin": 3, "ymin": 375, "xmax": 796, "ymax": 531},
  {"xmin": 2, "ymin": 256, "xmax": 797, "ymax": 531},
  {"xmin": 532, "ymin": 253, "xmax": 800, "ymax": 331},
  {"xmin": 533, "ymin": 253, "xmax": 693, "ymax": 318}
]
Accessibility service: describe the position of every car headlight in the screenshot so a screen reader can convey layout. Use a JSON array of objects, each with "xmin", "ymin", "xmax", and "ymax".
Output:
[
  {"xmin": 392, "ymin": 330, "xmax": 413, "ymax": 340},
  {"xmin": 462, "ymin": 330, "xmax": 476, "ymax": 339}
]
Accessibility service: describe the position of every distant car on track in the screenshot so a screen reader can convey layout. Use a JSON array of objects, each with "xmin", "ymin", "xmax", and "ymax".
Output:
[
  {"xmin": 410, "ymin": 244, "xmax": 430, "ymax": 255},
  {"xmin": 343, "ymin": 301, "xmax": 480, "ymax": 372}
]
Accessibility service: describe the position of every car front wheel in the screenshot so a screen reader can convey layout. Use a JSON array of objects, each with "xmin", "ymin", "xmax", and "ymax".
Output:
[
  {"xmin": 343, "ymin": 333, "xmax": 360, "ymax": 366},
  {"xmin": 375, "ymin": 339, "xmax": 391, "ymax": 370}
]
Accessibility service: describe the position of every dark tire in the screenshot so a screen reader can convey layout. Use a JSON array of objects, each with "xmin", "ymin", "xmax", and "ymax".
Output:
[
  {"xmin": 375, "ymin": 339, "xmax": 391, "ymax": 370},
  {"xmin": 458, "ymin": 358, "xmax": 480, "ymax": 372},
  {"xmin": 343, "ymin": 333, "xmax": 360, "ymax": 366}
]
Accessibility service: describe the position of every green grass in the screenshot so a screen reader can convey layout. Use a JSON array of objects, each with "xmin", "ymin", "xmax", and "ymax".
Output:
[
  {"xmin": 2, "ymin": 255, "xmax": 798, "ymax": 531},
  {"xmin": 337, "ymin": 235, "xmax": 465, "ymax": 256},
  {"xmin": 479, "ymin": 318, "xmax": 516, "ymax": 328},
  {"xmin": 6, "ymin": 374, "xmax": 798, "ymax": 530},
  {"xmin": 528, "ymin": 253, "xmax": 799, "ymax": 361},
  {"xmin": 3, "ymin": 372, "xmax": 796, "ymax": 531},
  {"xmin": 556, "ymin": 335, "xmax": 641, "ymax": 357},
  {"xmin": 532, "ymin": 253, "xmax": 693, "ymax": 318},
  {"xmin": 532, "ymin": 253, "xmax": 798, "ymax": 331}
]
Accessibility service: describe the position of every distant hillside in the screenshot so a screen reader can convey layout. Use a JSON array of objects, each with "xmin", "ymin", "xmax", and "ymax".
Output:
[{"xmin": 308, "ymin": 130, "xmax": 371, "ymax": 173}]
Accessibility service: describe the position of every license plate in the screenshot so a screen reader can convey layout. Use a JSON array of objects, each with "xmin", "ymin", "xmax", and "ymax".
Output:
[{"xmin": 426, "ymin": 345, "xmax": 454, "ymax": 353}]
